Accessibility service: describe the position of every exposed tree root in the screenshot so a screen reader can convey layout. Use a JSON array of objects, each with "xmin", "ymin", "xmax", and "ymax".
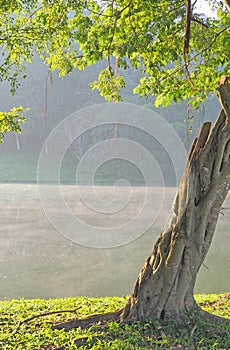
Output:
[
  {"xmin": 52, "ymin": 308, "xmax": 123, "ymax": 331},
  {"xmin": 20, "ymin": 307, "xmax": 82, "ymax": 325},
  {"xmin": 12, "ymin": 307, "xmax": 82, "ymax": 334},
  {"xmin": 42, "ymin": 302, "xmax": 230, "ymax": 350},
  {"xmin": 52, "ymin": 303, "xmax": 230, "ymax": 332}
]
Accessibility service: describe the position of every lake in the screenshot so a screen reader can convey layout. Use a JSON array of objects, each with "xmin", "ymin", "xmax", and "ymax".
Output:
[{"xmin": 0, "ymin": 184, "xmax": 229, "ymax": 299}]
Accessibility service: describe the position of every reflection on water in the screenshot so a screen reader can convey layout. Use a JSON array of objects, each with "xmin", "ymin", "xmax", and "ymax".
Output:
[{"xmin": 0, "ymin": 184, "xmax": 229, "ymax": 299}]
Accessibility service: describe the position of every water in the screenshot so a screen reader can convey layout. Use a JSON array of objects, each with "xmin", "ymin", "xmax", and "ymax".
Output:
[{"xmin": 0, "ymin": 184, "xmax": 229, "ymax": 299}]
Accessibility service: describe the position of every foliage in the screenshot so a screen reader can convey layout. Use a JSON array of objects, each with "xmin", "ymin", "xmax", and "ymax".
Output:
[
  {"xmin": 0, "ymin": 0, "xmax": 229, "ymax": 139},
  {"xmin": 0, "ymin": 294, "xmax": 229, "ymax": 349},
  {"xmin": 0, "ymin": 107, "xmax": 26, "ymax": 143}
]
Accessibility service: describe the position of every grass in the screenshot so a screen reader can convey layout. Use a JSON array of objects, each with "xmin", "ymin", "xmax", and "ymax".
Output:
[
  {"xmin": 0, "ymin": 152, "xmax": 174, "ymax": 185},
  {"xmin": 0, "ymin": 294, "xmax": 229, "ymax": 349}
]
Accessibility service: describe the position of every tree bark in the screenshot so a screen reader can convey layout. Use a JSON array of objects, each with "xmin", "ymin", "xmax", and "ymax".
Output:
[{"xmin": 120, "ymin": 79, "xmax": 230, "ymax": 323}]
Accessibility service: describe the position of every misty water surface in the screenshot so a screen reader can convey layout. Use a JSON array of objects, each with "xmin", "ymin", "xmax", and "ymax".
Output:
[{"xmin": 0, "ymin": 184, "xmax": 229, "ymax": 299}]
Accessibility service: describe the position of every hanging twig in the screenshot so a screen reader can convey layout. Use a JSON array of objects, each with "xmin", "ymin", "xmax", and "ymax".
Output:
[
  {"xmin": 41, "ymin": 69, "xmax": 53, "ymax": 117},
  {"xmin": 184, "ymin": 0, "xmax": 192, "ymax": 79},
  {"xmin": 110, "ymin": 44, "xmax": 120, "ymax": 149},
  {"xmin": 184, "ymin": 0, "xmax": 192, "ymax": 56}
]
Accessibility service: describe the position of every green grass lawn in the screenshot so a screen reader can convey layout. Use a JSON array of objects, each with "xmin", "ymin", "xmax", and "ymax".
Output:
[
  {"xmin": 0, "ymin": 152, "xmax": 173, "ymax": 185},
  {"xmin": 0, "ymin": 294, "xmax": 229, "ymax": 349}
]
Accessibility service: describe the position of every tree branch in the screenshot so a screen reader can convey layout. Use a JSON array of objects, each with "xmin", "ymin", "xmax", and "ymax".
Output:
[
  {"xmin": 191, "ymin": 17, "xmax": 209, "ymax": 28},
  {"xmin": 184, "ymin": 0, "xmax": 192, "ymax": 55},
  {"xmin": 159, "ymin": 24, "xmax": 230, "ymax": 85}
]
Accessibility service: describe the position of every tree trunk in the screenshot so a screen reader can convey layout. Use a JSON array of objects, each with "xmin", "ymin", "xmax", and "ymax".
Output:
[
  {"xmin": 120, "ymin": 79, "xmax": 230, "ymax": 323},
  {"xmin": 54, "ymin": 79, "xmax": 230, "ymax": 331}
]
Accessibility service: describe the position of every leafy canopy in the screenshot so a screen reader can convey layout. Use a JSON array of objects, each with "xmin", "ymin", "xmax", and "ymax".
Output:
[{"xmin": 0, "ymin": 0, "xmax": 229, "ymax": 140}]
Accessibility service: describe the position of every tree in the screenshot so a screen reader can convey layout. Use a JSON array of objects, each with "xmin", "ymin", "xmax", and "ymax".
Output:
[{"xmin": 0, "ymin": 0, "xmax": 230, "ymax": 326}]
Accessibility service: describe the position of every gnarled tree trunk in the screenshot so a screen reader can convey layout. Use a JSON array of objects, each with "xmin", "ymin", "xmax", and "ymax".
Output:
[
  {"xmin": 120, "ymin": 80, "xmax": 230, "ymax": 323},
  {"xmin": 54, "ymin": 80, "xmax": 230, "ymax": 331}
]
